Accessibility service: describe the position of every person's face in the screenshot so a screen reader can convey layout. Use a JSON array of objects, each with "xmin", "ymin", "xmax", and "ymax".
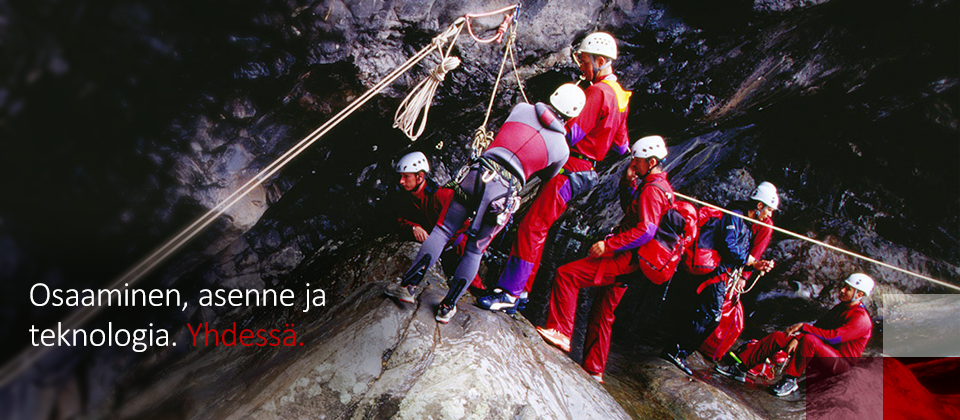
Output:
[
  {"xmin": 629, "ymin": 157, "xmax": 654, "ymax": 178},
  {"xmin": 398, "ymin": 172, "xmax": 423, "ymax": 192},
  {"xmin": 839, "ymin": 283, "xmax": 863, "ymax": 303},
  {"xmin": 577, "ymin": 52, "xmax": 595, "ymax": 81},
  {"xmin": 755, "ymin": 203, "xmax": 775, "ymax": 221}
]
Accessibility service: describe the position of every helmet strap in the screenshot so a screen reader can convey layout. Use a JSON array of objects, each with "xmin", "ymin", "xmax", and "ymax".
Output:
[
  {"xmin": 590, "ymin": 56, "xmax": 613, "ymax": 82},
  {"xmin": 638, "ymin": 157, "xmax": 660, "ymax": 177}
]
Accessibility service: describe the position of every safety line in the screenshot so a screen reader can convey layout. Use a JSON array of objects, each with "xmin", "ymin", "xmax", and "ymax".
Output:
[
  {"xmin": 0, "ymin": 20, "xmax": 466, "ymax": 388},
  {"xmin": 673, "ymin": 191, "xmax": 960, "ymax": 293}
]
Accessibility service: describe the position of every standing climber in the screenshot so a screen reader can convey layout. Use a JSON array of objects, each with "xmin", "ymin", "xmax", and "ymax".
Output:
[
  {"xmin": 661, "ymin": 182, "xmax": 778, "ymax": 375},
  {"xmin": 479, "ymin": 32, "xmax": 632, "ymax": 314},
  {"xmin": 697, "ymin": 182, "xmax": 779, "ymax": 361},
  {"xmin": 394, "ymin": 151, "xmax": 482, "ymax": 290},
  {"xmin": 715, "ymin": 273, "xmax": 875, "ymax": 397},
  {"xmin": 385, "ymin": 84, "xmax": 584, "ymax": 323},
  {"xmin": 536, "ymin": 135, "xmax": 671, "ymax": 383}
]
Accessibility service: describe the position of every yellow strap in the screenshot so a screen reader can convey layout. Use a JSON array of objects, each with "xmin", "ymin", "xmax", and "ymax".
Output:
[{"xmin": 600, "ymin": 79, "xmax": 632, "ymax": 113}]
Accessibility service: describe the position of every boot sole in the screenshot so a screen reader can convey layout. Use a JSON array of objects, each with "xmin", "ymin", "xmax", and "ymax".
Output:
[
  {"xmin": 384, "ymin": 288, "xmax": 416, "ymax": 304},
  {"xmin": 536, "ymin": 328, "xmax": 571, "ymax": 352},
  {"xmin": 713, "ymin": 366, "xmax": 747, "ymax": 382}
]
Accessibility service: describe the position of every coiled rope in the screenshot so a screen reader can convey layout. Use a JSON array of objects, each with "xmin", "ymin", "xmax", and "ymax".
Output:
[
  {"xmin": 393, "ymin": 56, "xmax": 462, "ymax": 141},
  {"xmin": 674, "ymin": 191, "xmax": 960, "ymax": 293},
  {"xmin": 392, "ymin": 3, "xmax": 525, "ymax": 147},
  {"xmin": 0, "ymin": 18, "xmax": 469, "ymax": 388}
]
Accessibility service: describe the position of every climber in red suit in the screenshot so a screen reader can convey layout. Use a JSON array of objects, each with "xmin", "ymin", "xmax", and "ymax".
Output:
[
  {"xmin": 715, "ymin": 273, "xmax": 875, "ymax": 397},
  {"xmin": 481, "ymin": 32, "xmax": 632, "ymax": 314},
  {"xmin": 535, "ymin": 135, "xmax": 671, "ymax": 383},
  {"xmin": 394, "ymin": 151, "xmax": 482, "ymax": 290}
]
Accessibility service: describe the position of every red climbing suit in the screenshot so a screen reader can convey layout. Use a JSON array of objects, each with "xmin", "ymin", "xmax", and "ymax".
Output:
[
  {"xmin": 397, "ymin": 179, "xmax": 455, "ymax": 239},
  {"xmin": 739, "ymin": 302, "xmax": 873, "ymax": 377},
  {"xmin": 545, "ymin": 171, "xmax": 672, "ymax": 375},
  {"xmin": 496, "ymin": 75, "xmax": 631, "ymax": 297}
]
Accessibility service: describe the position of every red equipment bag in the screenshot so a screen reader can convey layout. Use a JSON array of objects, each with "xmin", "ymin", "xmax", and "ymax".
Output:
[
  {"xmin": 699, "ymin": 293, "xmax": 745, "ymax": 361},
  {"xmin": 682, "ymin": 206, "xmax": 724, "ymax": 275},
  {"xmin": 636, "ymin": 200, "xmax": 698, "ymax": 285}
]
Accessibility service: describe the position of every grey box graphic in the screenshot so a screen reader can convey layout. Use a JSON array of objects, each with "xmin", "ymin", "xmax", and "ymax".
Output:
[{"xmin": 883, "ymin": 294, "xmax": 960, "ymax": 357}]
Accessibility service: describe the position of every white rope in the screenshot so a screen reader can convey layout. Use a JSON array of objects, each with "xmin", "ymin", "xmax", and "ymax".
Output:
[
  {"xmin": 507, "ymin": 29, "xmax": 529, "ymax": 104},
  {"xmin": 471, "ymin": 14, "xmax": 525, "ymax": 158},
  {"xmin": 0, "ymin": 19, "xmax": 467, "ymax": 388},
  {"xmin": 393, "ymin": 56, "xmax": 461, "ymax": 141},
  {"xmin": 673, "ymin": 191, "xmax": 960, "ymax": 293}
]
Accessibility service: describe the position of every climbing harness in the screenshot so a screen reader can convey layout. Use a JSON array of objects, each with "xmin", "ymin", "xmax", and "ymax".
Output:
[{"xmin": 674, "ymin": 192, "xmax": 960, "ymax": 293}]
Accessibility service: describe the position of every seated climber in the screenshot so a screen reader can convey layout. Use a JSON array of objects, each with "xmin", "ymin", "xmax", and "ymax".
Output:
[
  {"xmin": 715, "ymin": 273, "xmax": 875, "ymax": 397},
  {"xmin": 394, "ymin": 151, "xmax": 482, "ymax": 291},
  {"xmin": 536, "ymin": 135, "xmax": 672, "ymax": 383},
  {"xmin": 661, "ymin": 182, "xmax": 778, "ymax": 375},
  {"xmin": 384, "ymin": 84, "xmax": 584, "ymax": 323}
]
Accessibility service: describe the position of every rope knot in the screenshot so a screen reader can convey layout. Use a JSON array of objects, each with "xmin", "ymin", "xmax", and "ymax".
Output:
[
  {"xmin": 471, "ymin": 126, "xmax": 495, "ymax": 158},
  {"xmin": 430, "ymin": 57, "xmax": 461, "ymax": 82}
]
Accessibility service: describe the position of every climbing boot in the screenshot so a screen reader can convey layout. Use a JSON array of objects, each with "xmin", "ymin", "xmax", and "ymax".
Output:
[
  {"xmin": 516, "ymin": 292, "xmax": 529, "ymax": 313},
  {"xmin": 714, "ymin": 363, "xmax": 748, "ymax": 383},
  {"xmin": 536, "ymin": 327, "xmax": 571, "ymax": 352},
  {"xmin": 477, "ymin": 288, "xmax": 518, "ymax": 313},
  {"xmin": 771, "ymin": 376, "xmax": 799, "ymax": 397},
  {"xmin": 435, "ymin": 302, "xmax": 457, "ymax": 324},
  {"xmin": 384, "ymin": 282, "xmax": 418, "ymax": 304},
  {"xmin": 660, "ymin": 349, "xmax": 693, "ymax": 376},
  {"xmin": 590, "ymin": 373, "xmax": 604, "ymax": 384}
]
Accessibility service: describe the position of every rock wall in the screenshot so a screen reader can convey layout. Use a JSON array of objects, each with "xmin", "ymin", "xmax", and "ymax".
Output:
[{"xmin": 83, "ymin": 243, "xmax": 631, "ymax": 420}]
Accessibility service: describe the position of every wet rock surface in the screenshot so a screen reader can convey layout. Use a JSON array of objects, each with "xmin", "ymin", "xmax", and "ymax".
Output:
[{"xmin": 87, "ymin": 243, "xmax": 630, "ymax": 420}]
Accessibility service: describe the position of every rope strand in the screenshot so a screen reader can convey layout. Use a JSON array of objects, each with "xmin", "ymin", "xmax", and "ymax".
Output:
[{"xmin": 673, "ymin": 191, "xmax": 960, "ymax": 293}]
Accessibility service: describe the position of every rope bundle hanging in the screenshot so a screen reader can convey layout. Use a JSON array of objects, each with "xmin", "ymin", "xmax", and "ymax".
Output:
[
  {"xmin": 471, "ymin": 126, "xmax": 495, "ymax": 158},
  {"xmin": 470, "ymin": 5, "xmax": 526, "ymax": 158},
  {"xmin": 393, "ymin": 55, "xmax": 461, "ymax": 141},
  {"xmin": 392, "ymin": 3, "xmax": 523, "ymax": 147}
]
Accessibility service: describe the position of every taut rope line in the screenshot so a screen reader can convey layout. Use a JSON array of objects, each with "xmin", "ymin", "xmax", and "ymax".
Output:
[{"xmin": 673, "ymin": 191, "xmax": 960, "ymax": 293}]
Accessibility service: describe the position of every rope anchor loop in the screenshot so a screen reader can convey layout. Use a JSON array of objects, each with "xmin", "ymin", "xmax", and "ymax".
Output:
[{"xmin": 393, "ymin": 3, "xmax": 522, "ymax": 144}]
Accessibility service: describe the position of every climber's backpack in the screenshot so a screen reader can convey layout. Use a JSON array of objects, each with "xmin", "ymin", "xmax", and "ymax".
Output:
[
  {"xmin": 681, "ymin": 206, "xmax": 724, "ymax": 275},
  {"xmin": 635, "ymin": 185, "xmax": 698, "ymax": 285}
]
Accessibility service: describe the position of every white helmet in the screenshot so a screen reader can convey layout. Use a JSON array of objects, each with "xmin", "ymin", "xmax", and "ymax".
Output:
[
  {"xmin": 550, "ymin": 83, "xmax": 586, "ymax": 119},
  {"xmin": 844, "ymin": 273, "xmax": 875, "ymax": 296},
  {"xmin": 396, "ymin": 151, "xmax": 429, "ymax": 174},
  {"xmin": 576, "ymin": 32, "xmax": 618, "ymax": 60},
  {"xmin": 750, "ymin": 181, "xmax": 779, "ymax": 210},
  {"xmin": 631, "ymin": 135, "xmax": 668, "ymax": 160}
]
